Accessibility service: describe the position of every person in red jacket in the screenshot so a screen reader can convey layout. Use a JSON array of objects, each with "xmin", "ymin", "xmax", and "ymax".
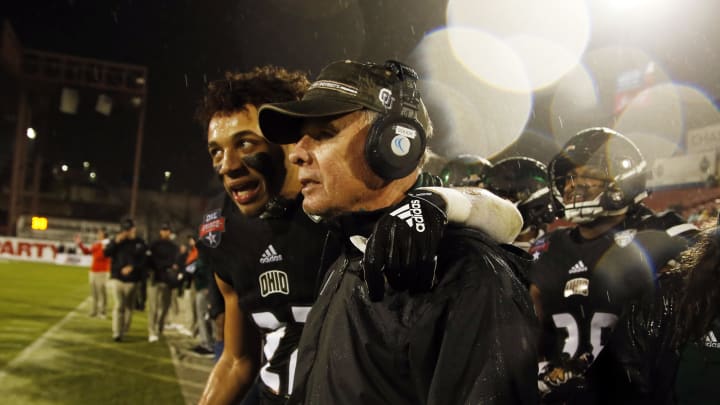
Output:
[{"xmin": 75, "ymin": 229, "xmax": 111, "ymax": 318}]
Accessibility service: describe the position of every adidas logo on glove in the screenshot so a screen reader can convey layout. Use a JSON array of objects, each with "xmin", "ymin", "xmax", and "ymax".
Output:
[
  {"xmin": 389, "ymin": 199, "xmax": 426, "ymax": 232},
  {"xmin": 704, "ymin": 331, "xmax": 720, "ymax": 349}
]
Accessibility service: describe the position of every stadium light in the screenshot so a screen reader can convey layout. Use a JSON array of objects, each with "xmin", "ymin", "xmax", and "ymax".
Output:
[
  {"xmin": 26, "ymin": 127, "xmax": 37, "ymax": 139},
  {"xmin": 89, "ymin": 171, "xmax": 97, "ymax": 180},
  {"xmin": 83, "ymin": 161, "xmax": 90, "ymax": 169},
  {"xmin": 61, "ymin": 164, "xmax": 69, "ymax": 172},
  {"xmin": 31, "ymin": 216, "xmax": 48, "ymax": 231},
  {"xmin": 164, "ymin": 170, "xmax": 172, "ymax": 180}
]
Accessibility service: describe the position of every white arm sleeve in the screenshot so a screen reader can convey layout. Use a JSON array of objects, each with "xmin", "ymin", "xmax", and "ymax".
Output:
[{"xmin": 417, "ymin": 186, "xmax": 523, "ymax": 244}]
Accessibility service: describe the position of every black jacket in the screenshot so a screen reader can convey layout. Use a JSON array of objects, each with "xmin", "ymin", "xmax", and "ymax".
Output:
[
  {"xmin": 147, "ymin": 239, "xmax": 179, "ymax": 284},
  {"xmin": 104, "ymin": 237, "xmax": 147, "ymax": 283},
  {"xmin": 289, "ymin": 212, "xmax": 539, "ymax": 405}
]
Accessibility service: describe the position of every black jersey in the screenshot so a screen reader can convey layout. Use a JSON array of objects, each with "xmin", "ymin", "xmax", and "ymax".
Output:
[
  {"xmin": 200, "ymin": 196, "xmax": 335, "ymax": 404},
  {"xmin": 529, "ymin": 206, "xmax": 695, "ymax": 367}
]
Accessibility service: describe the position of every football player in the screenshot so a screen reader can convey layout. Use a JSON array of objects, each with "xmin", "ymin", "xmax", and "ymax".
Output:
[
  {"xmin": 484, "ymin": 156, "xmax": 559, "ymax": 251},
  {"xmin": 599, "ymin": 215, "xmax": 716, "ymax": 403},
  {"xmin": 529, "ymin": 127, "xmax": 698, "ymax": 403},
  {"xmin": 670, "ymin": 217, "xmax": 720, "ymax": 403},
  {"xmin": 439, "ymin": 154, "xmax": 493, "ymax": 187}
]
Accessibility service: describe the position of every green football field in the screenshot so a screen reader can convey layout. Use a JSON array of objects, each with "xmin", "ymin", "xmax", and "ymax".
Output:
[{"xmin": 0, "ymin": 260, "xmax": 190, "ymax": 404}]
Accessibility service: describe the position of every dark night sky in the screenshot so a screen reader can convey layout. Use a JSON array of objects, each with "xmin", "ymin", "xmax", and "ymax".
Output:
[
  {"xmin": 2, "ymin": 0, "xmax": 720, "ymax": 195},
  {"xmin": 1, "ymin": 0, "xmax": 445, "ymax": 195}
]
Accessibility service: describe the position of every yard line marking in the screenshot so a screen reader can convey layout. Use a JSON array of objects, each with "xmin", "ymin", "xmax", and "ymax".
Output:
[
  {"xmin": 168, "ymin": 342, "xmax": 214, "ymax": 404},
  {"xmin": 0, "ymin": 297, "xmax": 90, "ymax": 382}
]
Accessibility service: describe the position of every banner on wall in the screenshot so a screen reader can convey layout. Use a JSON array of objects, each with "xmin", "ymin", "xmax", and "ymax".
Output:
[
  {"xmin": 687, "ymin": 123, "xmax": 720, "ymax": 154},
  {"xmin": 0, "ymin": 236, "xmax": 92, "ymax": 266},
  {"xmin": 648, "ymin": 150, "xmax": 717, "ymax": 189}
]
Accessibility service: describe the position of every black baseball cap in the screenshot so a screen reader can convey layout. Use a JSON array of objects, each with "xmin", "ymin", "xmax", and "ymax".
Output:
[
  {"xmin": 160, "ymin": 222, "xmax": 172, "ymax": 231},
  {"xmin": 120, "ymin": 218, "xmax": 135, "ymax": 231},
  {"xmin": 258, "ymin": 59, "xmax": 430, "ymax": 144}
]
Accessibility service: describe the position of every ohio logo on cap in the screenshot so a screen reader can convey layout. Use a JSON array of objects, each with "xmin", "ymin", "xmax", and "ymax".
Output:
[{"xmin": 378, "ymin": 88, "xmax": 393, "ymax": 108}]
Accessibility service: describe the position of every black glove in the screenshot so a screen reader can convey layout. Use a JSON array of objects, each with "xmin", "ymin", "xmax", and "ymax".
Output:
[{"xmin": 362, "ymin": 189, "xmax": 448, "ymax": 301}]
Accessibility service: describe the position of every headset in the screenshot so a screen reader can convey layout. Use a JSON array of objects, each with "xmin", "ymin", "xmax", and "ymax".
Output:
[{"xmin": 364, "ymin": 60, "xmax": 428, "ymax": 180}]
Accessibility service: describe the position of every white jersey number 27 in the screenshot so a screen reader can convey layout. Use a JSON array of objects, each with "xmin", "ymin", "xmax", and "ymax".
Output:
[{"xmin": 251, "ymin": 306, "xmax": 311, "ymax": 395}]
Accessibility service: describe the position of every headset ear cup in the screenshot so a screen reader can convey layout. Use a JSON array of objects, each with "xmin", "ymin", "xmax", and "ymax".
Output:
[{"xmin": 365, "ymin": 114, "xmax": 426, "ymax": 180}]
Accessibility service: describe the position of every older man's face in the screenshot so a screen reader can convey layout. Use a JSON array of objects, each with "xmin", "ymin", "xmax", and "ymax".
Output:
[{"xmin": 288, "ymin": 111, "xmax": 385, "ymax": 217}]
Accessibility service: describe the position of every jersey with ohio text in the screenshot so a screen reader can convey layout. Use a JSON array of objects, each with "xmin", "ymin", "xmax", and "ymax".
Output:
[
  {"xmin": 529, "ymin": 205, "xmax": 695, "ymax": 366},
  {"xmin": 202, "ymin": 196, "xmax": 335, "ymax": 403}
]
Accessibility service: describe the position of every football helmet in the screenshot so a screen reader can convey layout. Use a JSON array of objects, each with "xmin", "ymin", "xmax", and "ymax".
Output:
[
  {"xmin": 485, "ymin": 157, "xmax": 559, "ymax": 229},
  {"xmin": 440, "ymin": 154, "xmax": 492, "ymax": 187},
  {"xmin": 549, "ymin": 127, "xmax": 648, "ymax": 224}
]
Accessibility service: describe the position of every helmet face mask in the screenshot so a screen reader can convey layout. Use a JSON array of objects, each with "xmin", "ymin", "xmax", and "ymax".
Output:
[
  {"xmin": 518, "ymin": 185, "xmax": 560, "ymax": 227},
  {"xmin": 562, "ymin": 193, "xmax": 616, "ymax": 224},
  {"xmin": 550, "ymin": 127, "xmax": 648, "ymax": 224},
  {"xmin": 440, "ymin": 154, "xmax": 493, "ymax": 187},
  {"xmin": 485, "ymin": 157, "xmax": 559, "ymax": 229}
]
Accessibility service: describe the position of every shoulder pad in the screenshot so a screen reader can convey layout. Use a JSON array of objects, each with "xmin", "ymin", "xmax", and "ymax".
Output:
[{"xmin": 641, "ymin": 209, "xmax": 698, "ymax": 237}]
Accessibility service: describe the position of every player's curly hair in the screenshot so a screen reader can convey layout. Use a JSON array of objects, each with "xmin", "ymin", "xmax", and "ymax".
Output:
[{"xmin": 195, "ymin": 65, "xmax": 310, "ymax": 130}]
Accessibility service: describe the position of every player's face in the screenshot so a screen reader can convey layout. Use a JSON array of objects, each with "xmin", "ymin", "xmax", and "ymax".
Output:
[
  {"xmin": 208, "ymin": 105, "xmax": 285, "ymax": 217},
  {"xmin": 563, "ymin": 165, "xmax": 608, "ymax": 204},
  {"xmin": 290, "ymin": 111, "xmax": 385, "ymax": 217}
]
